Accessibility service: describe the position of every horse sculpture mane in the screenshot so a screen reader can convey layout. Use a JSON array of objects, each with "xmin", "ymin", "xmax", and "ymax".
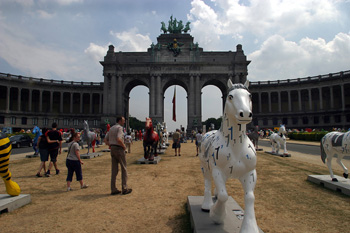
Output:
[
  {"xmin": 199, "ymin": 79, "xmax": 259, "ymax": 233},
  {"xmin": 143, "ymin": 118, "xmax": 159, "ymax": 161}
]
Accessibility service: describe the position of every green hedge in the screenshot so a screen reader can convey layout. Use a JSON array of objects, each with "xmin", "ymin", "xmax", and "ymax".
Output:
[
  {"xmin": 6, "ymin": 133, "xmax": 35, "ymax": 139},
  {"xmin": 288, "ymin": 132, "xmax": 328, "ymax": 142}
]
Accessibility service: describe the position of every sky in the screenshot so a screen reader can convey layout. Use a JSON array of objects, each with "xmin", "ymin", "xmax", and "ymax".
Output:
[{"xmin": 0, "ymin": 0, "xmax": 350, "ymax": 132}]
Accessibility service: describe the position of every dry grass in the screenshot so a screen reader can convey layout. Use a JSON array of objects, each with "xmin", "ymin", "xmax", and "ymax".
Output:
[{"xmin": 1, "ymin": 141, "xmax": 349, "ymax": 233}]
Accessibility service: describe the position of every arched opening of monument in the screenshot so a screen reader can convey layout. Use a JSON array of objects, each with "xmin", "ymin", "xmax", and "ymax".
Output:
[
  {"xmin": 163, "ymin": 85, "xmax": 187, "ymax": 133},
  {"xmin": 129, "ymin": 85, "xmax": 149, "ymax": 124},
  {"xmin": 201, "ymin": 85, "xmax": 223, "ymax": 131}
]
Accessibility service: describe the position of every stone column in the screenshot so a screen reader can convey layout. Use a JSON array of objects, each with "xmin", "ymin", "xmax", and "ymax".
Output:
[
  {"xmin": 308, "ymin": 89, "xmax": 312, "ymax": 111},
  {"xmin": 330, "ymin": 86, "xmax": 334, "ymax": 109},
  {"xmin": 111, "ymin": 74, "xmax": 117, "ymax": 114},
  {"xmin": 18, "ymin": 88, "xmax": 22, "ymax": 111},
  {"xmin": 341, "ymin": 84, "xmax": 345, "ymax": 111},
  {"xmin": 189, "ymin": 74, "xmax": 195, "ymax": 116},
  {"xmin": 319, "ymin": 87, "xmax": 323, "ymax": 110},
  {"xmin": 103, "ymin": 74, "xmax": 109, "ymax": 114},
  {"xmin": 80, "ymin": 92, "xmax": 83, "ymax": 113},
  {"xmin": 258, "ymin": 92, "xmax": 262, "ymax": 113},
  {"xmin": 150, "ymin": 75, "xmax": 155, "ymax": 117},
  {"xmin": 157, "ymin": 75, "xmax": 162, "ymax": 116},
  {"xmin": 60, "ymin": 91, "xmax": 64, "ymax": 113},
  {"xmin": 117, "ymin": 74, "xmax": 123, "ymax": 115},
  {"xmin": 278, "ymin": 91, "xmax": 281, "ymax": 113},
  {"xmin": 298, "ymin": 90, "xmax": 302, "ymax": 111},
  {"xmin": 234, "ymin": 74, "xmax": 239, "ymax": 84},
  {"xmin": 50, "ymin": 91, "xmax": 53, "ymax": 113},
  {"xmin": 90, "ymin": 93, "xmax": 93, "ymax": 114},
  {"xmin": 268, "ymin": 91, "xmax": 271, "ymax": 112},
  {"xmin": 196, "ymin": 75, "xmax": 201, "ymax": 118},
  {"xmin": 39, "ymin": 90, "xmax": 43, "ymax": 112},
  {"xmin": 99, "ymin": 93, "xmax": 103, "ymax": 114},
  {"xmin": 70, "ymin": 93, "xmax": 73, "ymax": 113},
  {"xmin": 29, "ymin": 89, "xmax": 32, "ymax": 112},
  {"xmin": 288, "ymin": 90, "xmax": 291, "ymax": 112},
  {"xmin": 6, "ymin": 86, "xmax": 10, "ymax": 113}
]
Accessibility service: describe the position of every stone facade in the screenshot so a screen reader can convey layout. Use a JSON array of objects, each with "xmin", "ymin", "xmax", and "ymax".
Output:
[{"xmin": 0, "ymin": 32, "xmax": 349, "ymax": 132}]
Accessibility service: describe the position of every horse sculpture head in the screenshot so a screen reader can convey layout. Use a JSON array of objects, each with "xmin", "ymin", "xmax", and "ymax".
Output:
[
  {"xmin": 32, "ymin": 126, "xmax": 41, "ymax": 136},
  {"xmin": 225, "ymin": 79, "xmax": 252, "ymax": 125},
  {"xmin": 145, "ymin": 117, "xmax": 153, "ymax": 131},
  {"xmin": 279, "ymin": 124, "xmax": 287, "ymax": 135}
]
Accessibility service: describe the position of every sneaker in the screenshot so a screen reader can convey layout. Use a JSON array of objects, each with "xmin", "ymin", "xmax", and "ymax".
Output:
[
  {"xmin": 67, "ymin": 187, "xmax": 73, "ymax": 191},
  {"xmin": 81, "ymin": 184, "xmax": 88, "ymax": 189},
  {"xmin": 36, "ymin": 173, "xmax": 42, "ymax": 177},
  {"xmin": 122, "ymin": 189, "xmax": 132, "ymax": 195},
  {"xmin": 45, "ymin": 173, "xmax": 51, "ymax": 177},
  {"xmin": 111, "ymin": 190, "xmax": 121, "ymax": 195},
  {"xmin": 56, "ymin": 169, "xmax": 60, "ymax": 175}
]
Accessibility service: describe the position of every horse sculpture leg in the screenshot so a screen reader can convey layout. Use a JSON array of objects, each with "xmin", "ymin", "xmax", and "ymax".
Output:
[
  {"xmin": 209, "ymin": 168, "xmax": 228, "ymax": 224},
  {"xmin": 201, "ymin": 165, "xmax": 214, "ymax": 211},
  {"xmin": 282, "ymin": 139, "xmax": 288, "ymax": 154},
  {"xmin": 336, "ymin": 155, "xmax": 349, "ymax": 179},
  {"xmin": 239, "ymin": 169, "xmax": 259, "ymax": 233},
  {"xmin": 326, "ymin": 154, "xmax": 337, "ymax": 181}
]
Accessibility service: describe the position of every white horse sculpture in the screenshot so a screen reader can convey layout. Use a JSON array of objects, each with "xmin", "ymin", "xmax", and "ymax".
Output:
[
  {"xmin": 199, "ymin": 79, "xmax": 259, "ymax": 233},
  {"xmin": 82, "ymin": 120, "xmax": 96, "ymax": 154},
  {"xmin": 320, "ymin": 131, "xmax": 349, "ymax": 182},
  {"xmin": 269, "ymin": 125, "xmax": 288, "ymax": 155}
]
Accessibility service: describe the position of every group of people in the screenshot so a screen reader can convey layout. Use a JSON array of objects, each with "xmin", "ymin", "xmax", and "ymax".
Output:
[
  {"xmin": 172, "ymin": 129, "xmax": 203, "ymax": 157},
  {"xmin": 35, "ymin": 122, "xmax": 88, "ymax": 191}
]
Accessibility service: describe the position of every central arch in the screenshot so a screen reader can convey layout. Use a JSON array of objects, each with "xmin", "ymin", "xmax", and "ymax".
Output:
[{"xmin": 100, "ymin": 32, "xmax": 250, "ymax": 133}]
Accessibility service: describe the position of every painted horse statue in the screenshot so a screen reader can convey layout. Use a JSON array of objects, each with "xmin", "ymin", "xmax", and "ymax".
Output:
[
  {"xmin": 269, "ymin": 125, "xmax": 288, "ymax": 155},
  {"xmin": 320, "ymin": 131, "xmax": 349, "ymax": 181},
  {"xmin": 199, "ymin": 79, "xmax": 259, "ymax": 233},
  {"xmin": 82, "ymin": 120, "xmax": 96, "ymax": 154},
  {"xmin": 248, "ymin": 125, "xmax": 260, "ymax": 150},
  {"xmin": 0, "ymin": 133, "xmax": 21, "ymax": 196},
  {"xmin": 143, "ymin": 118, "xmax": 159, "ymax": 161},
  {"xmin": 32, "ymin": 126, "xmax": 42, "ymax": 155}
]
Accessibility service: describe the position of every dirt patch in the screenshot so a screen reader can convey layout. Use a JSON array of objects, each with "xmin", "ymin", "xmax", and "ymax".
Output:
[{"xmin": 1, "ymin": 141, "xmax": 349, "ymax": 233}]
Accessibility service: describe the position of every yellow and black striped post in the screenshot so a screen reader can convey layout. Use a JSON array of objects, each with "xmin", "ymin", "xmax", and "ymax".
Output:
[{"xmin": 0, "ymin": 133, "xmax": 21, "ymax": 196}]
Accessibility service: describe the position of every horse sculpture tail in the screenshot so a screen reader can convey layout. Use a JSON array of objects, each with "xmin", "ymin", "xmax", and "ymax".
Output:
[{"xmin": 320, "ymin": 138, "xmax": 327, "ymax": 164}]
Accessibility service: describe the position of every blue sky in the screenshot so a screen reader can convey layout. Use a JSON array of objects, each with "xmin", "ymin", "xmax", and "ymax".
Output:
[{"xmin": 1, "ymin": 0, "xmax": 349, "ymax": 132}]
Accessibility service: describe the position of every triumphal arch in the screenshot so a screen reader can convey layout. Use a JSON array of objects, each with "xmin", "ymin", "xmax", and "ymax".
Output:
[{"xmin": 100, "ymin": 17, "xmax": 250, "ymax": 131}]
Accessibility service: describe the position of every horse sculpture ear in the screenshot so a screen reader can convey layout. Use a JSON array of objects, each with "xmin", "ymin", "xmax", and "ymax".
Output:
[
  {"xmin": 227, "ymin": 79, "xmax": 233, "ymax": 88},
  {"xmin": 244, "ymin": 80, "xmax": 249, "ymax": 88}
]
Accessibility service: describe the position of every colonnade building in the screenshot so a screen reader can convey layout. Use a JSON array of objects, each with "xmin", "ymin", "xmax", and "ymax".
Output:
[
  {"xmin": 0, "ymin": 25, "xmax": 349, "ymax": 132},
  {"xmin": 1, "ymin": 69, "xmax": 349, "ymax": 132}
]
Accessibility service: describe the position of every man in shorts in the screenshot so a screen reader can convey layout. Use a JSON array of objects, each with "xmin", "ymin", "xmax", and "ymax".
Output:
[{"xmin": 45, "ymin": 122, "xmax": 62, "ymax": 177}]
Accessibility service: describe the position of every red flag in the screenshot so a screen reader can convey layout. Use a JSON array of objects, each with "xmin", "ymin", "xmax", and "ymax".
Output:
[{"xmin": 172, "ymin": 86, "xmax": 176, "ymax": 122}]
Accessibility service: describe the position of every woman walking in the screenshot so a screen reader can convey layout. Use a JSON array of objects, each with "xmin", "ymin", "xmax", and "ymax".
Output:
[
  {"xmin": 66, "ymin": 132, "xmax": 88, "ymax": 191},
  {"xmin": 36, "ymin": 128, "xmax": 49, "ymax": 177}
]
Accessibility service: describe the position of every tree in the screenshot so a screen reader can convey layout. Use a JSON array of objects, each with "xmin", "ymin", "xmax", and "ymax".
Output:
[
  {"xmin": 203, "ymin": 117, "xmax": 222, "ymax": 131},
  {"xmin": 128, "ymin": 116, "xmax": 145, "ymax": 131}
]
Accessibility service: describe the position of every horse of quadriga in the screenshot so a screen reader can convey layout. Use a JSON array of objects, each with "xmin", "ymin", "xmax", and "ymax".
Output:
[
  {"xmin": 320, "ymin": 131, "xmax": 349, "ymax": 182},
  {"xmin": 269, "ymin": 125, "xmax": 288, "ymax": 155},
  {"xmin": 199, "ymin": 79, "xmax": 259, "ymax": 233},
  {"xmin": 82, "ymin": 120, "xmax": 96, "ymax": 154}
]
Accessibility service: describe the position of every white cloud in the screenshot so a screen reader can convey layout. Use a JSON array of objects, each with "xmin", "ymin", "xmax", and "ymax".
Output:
[
  {"xmin": 84, "ymin": 43, "xmax": 109, "ymax": 62},
  {"xmin": 36, "ymin": 10, "xmax": 55, "ymax": 19},
  {"xmin": 189, "ymin": 0, "xmax": 342, "ymax": 48},
  {"xmin": 39, "ymin": 0, "xmax": 83, "ymax": 5},
  {"xmin": 248, "ymin": 32, "xmax": 350, "ymax": 81},
  {"xmin": 110, "ymin": 28, "xmax": 152, "ymax": 52}
]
